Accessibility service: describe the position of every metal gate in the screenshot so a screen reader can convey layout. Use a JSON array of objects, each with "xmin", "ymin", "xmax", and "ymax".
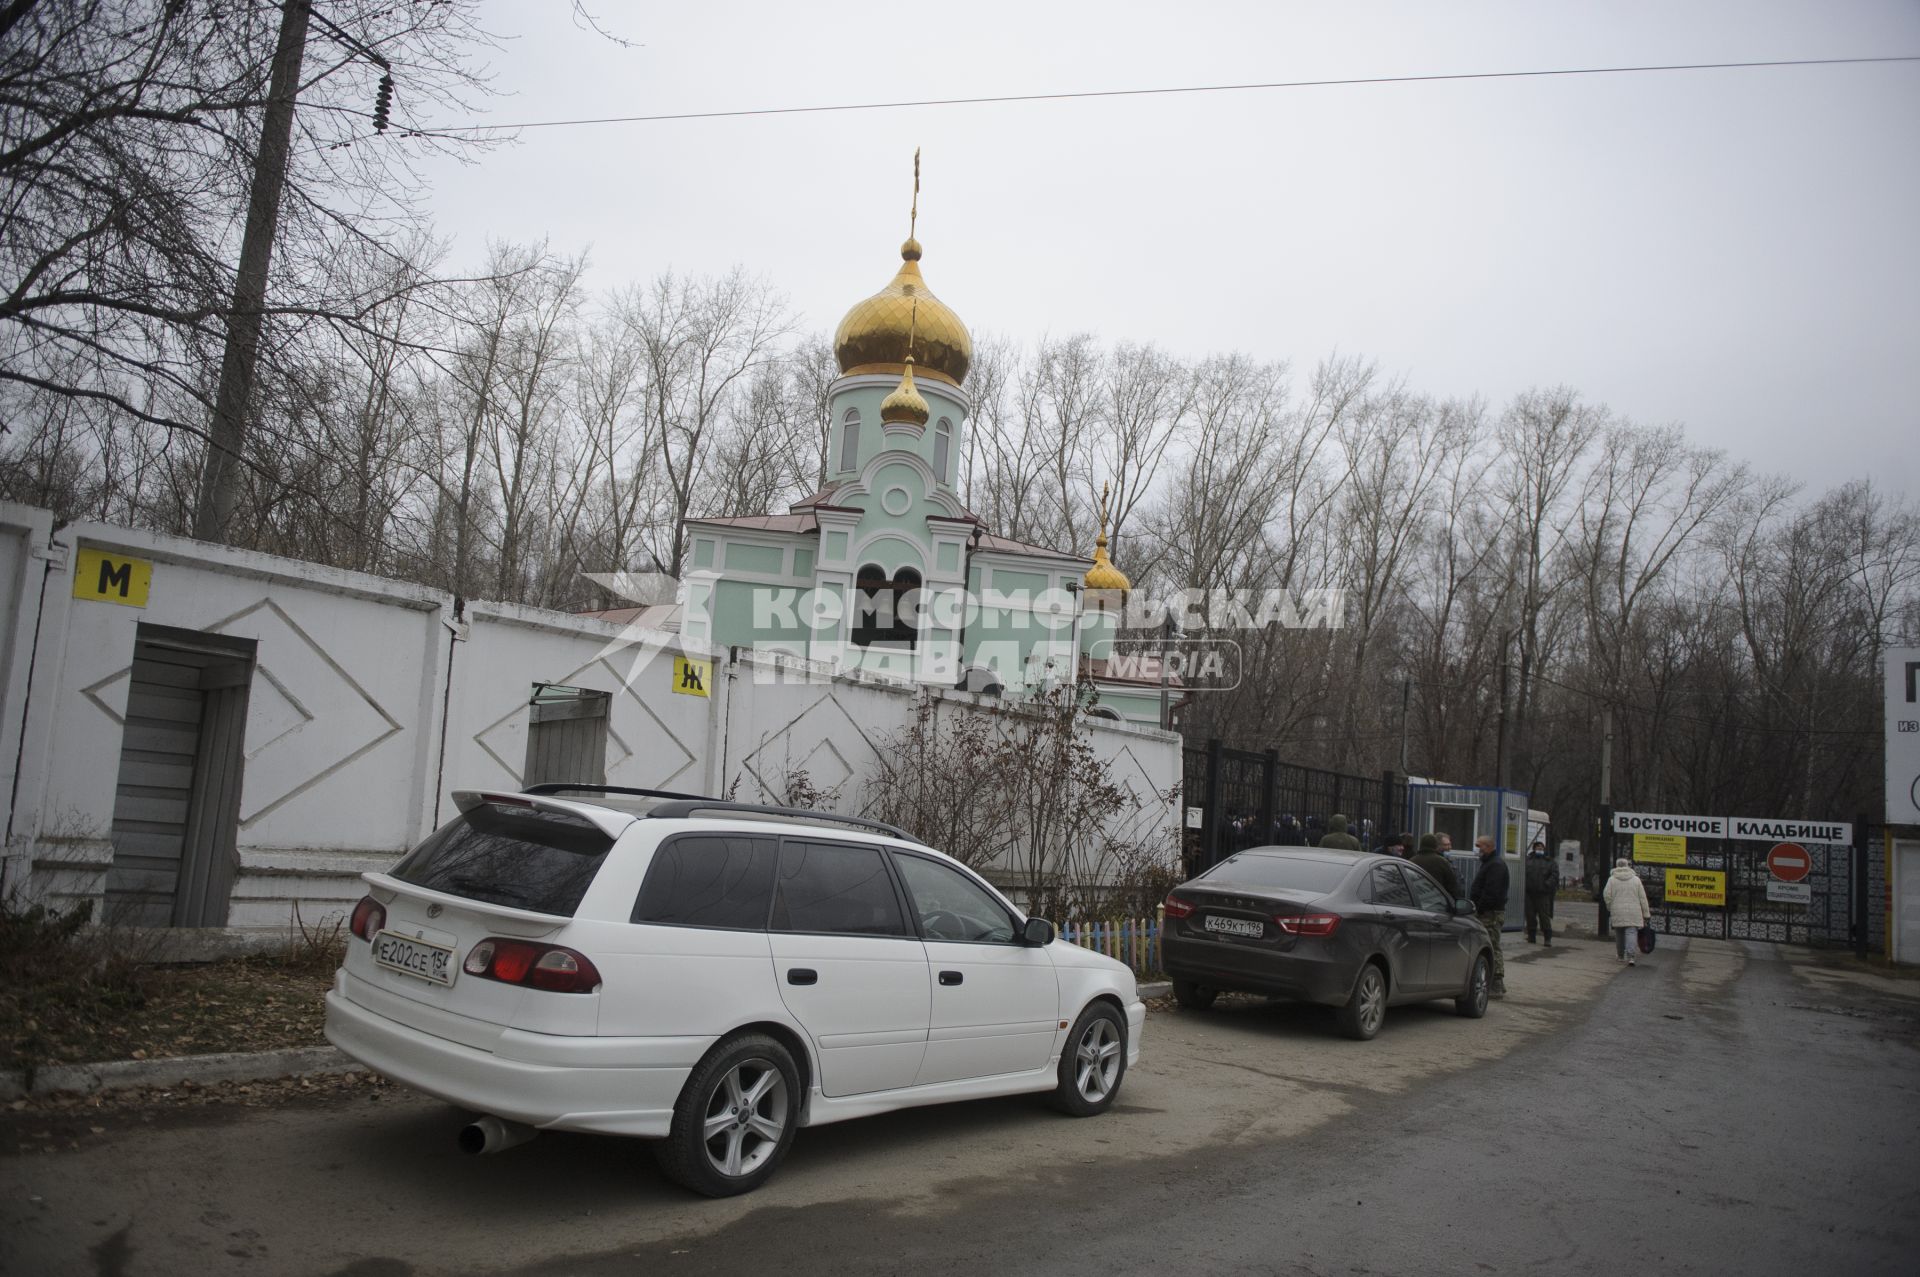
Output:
[
  {"xmin": 1608, "ymin": 831, "xmax": 1856, "ymax": 946},
  {"xmin": 523, "ymin": 684, "xmax": 611, "ymax": 787}
]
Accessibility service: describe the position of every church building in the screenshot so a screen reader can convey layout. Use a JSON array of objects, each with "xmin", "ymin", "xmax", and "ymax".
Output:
[{"xmin": 674, "ymin": 161, "xmax": 1166, "ymax": 726}]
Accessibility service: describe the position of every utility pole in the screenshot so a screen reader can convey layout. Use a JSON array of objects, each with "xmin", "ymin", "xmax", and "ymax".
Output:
[
  {"xmin": 1494, "ymin": 628, "xmax": 1512, "ymax": 791},
  {"xmin": 1599, "ymin": 705, "xmax": 1613, "ymax": 806},
  {"xmin": 192, "ymin": 0, "xmax": 312, "ymax": 543},
  {"xmin": 1398, "ymin": 677, "xmax": 1411, "ymax": 774}
]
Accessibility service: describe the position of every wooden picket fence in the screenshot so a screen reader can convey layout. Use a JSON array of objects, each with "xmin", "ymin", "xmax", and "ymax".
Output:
[{"xmin": 1057, "ymin": 915, "xmax": 1162, "ymax": 976}]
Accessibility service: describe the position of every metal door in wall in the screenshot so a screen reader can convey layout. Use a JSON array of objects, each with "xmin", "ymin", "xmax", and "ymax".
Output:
[
  {"xmin": 522, "ymin": 684, "xmax": 611, "ymax": 787},
  {"xmin": 105, "ymin": 626, "xmax": 255, "ymax": 928}
]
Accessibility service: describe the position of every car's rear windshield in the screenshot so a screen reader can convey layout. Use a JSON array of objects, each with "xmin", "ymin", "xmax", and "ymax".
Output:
[
  {"xmin": 389, "ymin": 801, "xmax": 614, "ymax": 916},
  {"xmin": 1198, "ymin": 853, "xmax": 1353, "ymax": 895}
]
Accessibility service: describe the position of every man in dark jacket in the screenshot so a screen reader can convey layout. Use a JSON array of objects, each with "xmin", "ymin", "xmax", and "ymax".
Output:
[
  {"xmin": 1411, "ymin": 833, "xmax": 1462, "ymax": 900},
  {"xmin": 1524, "ymin": 839, "xmax": 1559, "ymax": 945},
  {"xmin": 1317, "ymin": 813, "xmax": 1361, "ymax": 850},
  {"xmin": 1467, "ymin": 835, "xmax": 1509, "ymax": 998}
]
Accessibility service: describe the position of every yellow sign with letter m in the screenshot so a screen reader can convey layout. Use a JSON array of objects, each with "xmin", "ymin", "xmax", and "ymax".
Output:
[{"xmin": 73, "ymin": 548, "xmax": 151, "ymax": 607}]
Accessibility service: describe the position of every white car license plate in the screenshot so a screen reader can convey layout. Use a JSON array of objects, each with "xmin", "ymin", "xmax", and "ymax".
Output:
[
  {"xmin": 1203, "ymin": 915, "xmax": 1264, "ymax": 939},
  {"xmin": 372, "ymin": 931, "xmax": 455, "ymax": 986}
]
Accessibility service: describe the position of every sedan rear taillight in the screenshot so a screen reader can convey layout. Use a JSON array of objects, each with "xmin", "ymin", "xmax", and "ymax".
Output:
[
  {"xmin": 462, "ymin": 938, "xmax": 603, "ymax": 994},
  {"xmin": 1163, "ymin": 895, "xmax": 1195, "ymax": 919},
  {"xmin": 1275, "ymin": 912, "xmax": 1341, "ymax": 937},
  {"xmin": 349, "ymin": 895, "xmax": 386, "ymax": 941}
]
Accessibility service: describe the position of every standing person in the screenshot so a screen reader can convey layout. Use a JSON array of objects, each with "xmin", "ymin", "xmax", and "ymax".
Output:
[
  {"xmin": 1524, "ymin": 839, "xmax": 1559, "ymax": 945},
  {"xmin": 1318, "ymin": 813, "xmax": 1361, "ymax": 851},
  {"xmin": 1468, "ymin": 835, "xmax": 1509, "ymax": 999},
  {"xmin": 1602, "ymin": 858, "xmax": 1652, "ymax": 966},
  {"xmin": 1412, "ymin": 833, "xmax": 1463, "ymax": 900}
]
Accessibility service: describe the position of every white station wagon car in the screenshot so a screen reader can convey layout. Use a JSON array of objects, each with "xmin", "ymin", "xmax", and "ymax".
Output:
[{"xmin": 324, "ymin": 786, "xmax": 1145, "ymax": 1196}]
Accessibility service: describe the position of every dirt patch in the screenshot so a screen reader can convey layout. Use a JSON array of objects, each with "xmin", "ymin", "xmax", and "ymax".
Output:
[{"xmin": 1, "ymin": 902, "xmax": 340, "ymax": 1077}]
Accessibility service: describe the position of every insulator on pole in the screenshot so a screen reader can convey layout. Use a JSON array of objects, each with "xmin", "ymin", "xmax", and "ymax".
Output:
[{"xmin": 372, "ymin": 74, "xmax": 394, "ymax": 132}]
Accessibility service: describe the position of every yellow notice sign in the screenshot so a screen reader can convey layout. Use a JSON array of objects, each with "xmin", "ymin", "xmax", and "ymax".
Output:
[
  {"xmin": 1665, "ymin": 867, "xmax": 1726, "ymax": 907},
  {"xmin": 73, "ymin": 548, "xmax": 151, "ymax": 607},
  {"xmin": 671, "ymin": 655, "xmax": 711, "ymax": 697},
  {"xmin": 1634, "ymin": 833, "xmax": 1688, "ymax": 864}
]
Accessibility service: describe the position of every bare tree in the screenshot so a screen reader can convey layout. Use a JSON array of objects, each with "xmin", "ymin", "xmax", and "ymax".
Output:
[
  {"xmin": 618, "ymin": 269, "xmax": 791, "ymax": 576},
  {"xmin": 0, "ymin": 0, "xmax": 497, "ymax": 537},
  {"xmin": 1495, "ymin": 386, "xmax": 1603, "ymax": 784}
]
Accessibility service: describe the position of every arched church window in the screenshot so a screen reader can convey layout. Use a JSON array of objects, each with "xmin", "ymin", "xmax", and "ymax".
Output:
[
  {"xmin": 851, "ymin": 563, "xmax": 921, "ymax": 649},
  {"xmin": 933, "ymin": 417, "xmax": 951, "ymax": 482},
  {"xmin": 840, "ymin": 409, "xmax": 861, "ymax": 473}
]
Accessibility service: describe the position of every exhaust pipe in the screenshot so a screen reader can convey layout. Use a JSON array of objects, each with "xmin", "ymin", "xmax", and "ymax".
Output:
[{"xmin": 459, "ymin": 1115, "xmax": 537, "ymax": 1155}]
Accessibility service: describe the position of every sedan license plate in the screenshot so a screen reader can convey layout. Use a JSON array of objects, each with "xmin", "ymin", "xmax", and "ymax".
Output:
[
  {"xmin": 1203, "ymin": 915, "xmax": 1264, "ymax": 939},
  {"xmin": 372, "ymin": 931, "xmax": 455, "ymax": 986}
]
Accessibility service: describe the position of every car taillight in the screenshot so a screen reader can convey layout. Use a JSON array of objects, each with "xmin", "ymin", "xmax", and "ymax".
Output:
[
  {"xmin": 462, "ymin": 938, "xmax": 603, "ymax": 994},
  {"xmin": 1163, "ymin": 895, "xmax": 1195, "ymax": 919},
  {"xmin": 349, "ymin": 895, "xmax": 385, "ymax": 941},
  {"xmin": 1276, "ymin": 912, "xmax": 1341, "ymax": 937}
]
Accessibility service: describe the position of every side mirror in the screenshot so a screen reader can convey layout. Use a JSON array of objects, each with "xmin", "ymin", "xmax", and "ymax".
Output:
[
  {"xmin": 1452, "ymin": 899, "xmax": 1474, "ymax": 916},
  {"xmin": 1021, "ymin": 917, "xmax": 1055, "ymax": 947}
]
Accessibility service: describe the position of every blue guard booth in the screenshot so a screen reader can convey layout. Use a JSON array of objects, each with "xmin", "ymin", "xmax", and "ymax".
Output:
[{"xmin": 1406, "ymin": 783, "xmax": 1531, "ymax": 929}]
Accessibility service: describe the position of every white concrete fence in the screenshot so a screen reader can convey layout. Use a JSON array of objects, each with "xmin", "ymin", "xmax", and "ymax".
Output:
[{"xmin": 0, "ymin": 502, "xmax": 1181, "ymax": 941}]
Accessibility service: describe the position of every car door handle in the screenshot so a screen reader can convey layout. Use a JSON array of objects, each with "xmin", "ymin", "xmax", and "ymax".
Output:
[
  {"xmin": 938, "ymin": 970, "xmax": 963, "ymax": 986},
  {"xmin": 786, "ymin": 968, "xmax": 818, "ymax": 986}
]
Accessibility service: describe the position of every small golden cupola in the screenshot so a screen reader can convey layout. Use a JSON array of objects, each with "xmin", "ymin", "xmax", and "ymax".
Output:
[
  {"xmin": 1084, "ymin": 483, "xmax": 1131, "ymax": 593},
  {"xmin": 879, "ymin": 300, "xmax": 931, "ymax": 427},
  {"xmin": 833, "ymin": 149, "xmax": 973, "ymax": 387}
]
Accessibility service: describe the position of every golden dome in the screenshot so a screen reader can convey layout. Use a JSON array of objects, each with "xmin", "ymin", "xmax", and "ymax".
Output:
[
  {"xmin": 1084, "ymin": 533, "xmax": 1131, "ymax": 593},
  {"xmin": 834, "ymin": 237, "xmax": 972, "ymax": 387},
  {"xmin": 880, "ymin": 355, "xmax": 930, "ymax": 427},
  {"xmin": 1084, "ymin": 482, "xmax": 1131, "ymax": 593}
]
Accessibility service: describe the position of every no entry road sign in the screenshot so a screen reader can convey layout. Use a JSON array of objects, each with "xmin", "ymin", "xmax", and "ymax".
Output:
[{"xmin": 1766, "ymin": 842, "xmax": 1812, "ymax": 883}]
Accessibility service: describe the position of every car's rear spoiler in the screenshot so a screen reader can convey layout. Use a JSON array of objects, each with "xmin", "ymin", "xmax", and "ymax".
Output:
[{"xmin": 451, "ymin": 788, "xmax": 636, "ymax": 839}]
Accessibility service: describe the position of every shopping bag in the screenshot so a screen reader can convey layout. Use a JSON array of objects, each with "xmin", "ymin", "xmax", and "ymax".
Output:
[{"xmin": 1637, "ymin": 925, "xmax": 1656, "ymax": 955}]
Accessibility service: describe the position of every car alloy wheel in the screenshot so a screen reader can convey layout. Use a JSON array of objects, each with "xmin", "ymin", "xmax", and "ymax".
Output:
[
  {"xmin": 1456, "ymin": 953, "xmax": 1491, "ymax": 1019},
  {"xmin": 657, "ymin": 1032, "xmax": 799, "ymax": 1197},
  {"xmin": 701, "ymin": 1057, "xmax": 789, "ymax": 1179},
  {"xmin": 1075, "ymin": 1016, "xmax": 1122, "ymax": 1103},
  {"xmin": 1338, "ymin": 963, "xmax": 1387, "ymax": 1041},
  {"xmin": 1048, "ymin": 1003, "xmax": 1127, "ymax": 1116}
]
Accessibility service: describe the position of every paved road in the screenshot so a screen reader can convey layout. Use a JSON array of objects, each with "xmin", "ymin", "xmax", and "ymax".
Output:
[{"xmin": 4, "ymin": 936, "xmax": 1915, "ymax": 1275}]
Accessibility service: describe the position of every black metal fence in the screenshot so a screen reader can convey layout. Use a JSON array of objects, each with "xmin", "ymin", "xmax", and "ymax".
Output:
[{"xmin": 1181, "ymin": 740, "xmax": 1407, "ymax": 875}]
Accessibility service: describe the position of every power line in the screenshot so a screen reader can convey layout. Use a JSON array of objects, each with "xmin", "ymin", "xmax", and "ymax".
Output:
[{"xmin": 427, "ymin": 55, "xmax": 1920, "ymax": 134}]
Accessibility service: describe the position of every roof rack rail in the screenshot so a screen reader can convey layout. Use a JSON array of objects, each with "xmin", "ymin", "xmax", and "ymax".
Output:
[
  {"xmin": 522, "ymin": 783, "xmax": 715, "ymax": 802},
  {"xmin": 643, "ymin": 799, "xmax": 926, "ymax": 845}
]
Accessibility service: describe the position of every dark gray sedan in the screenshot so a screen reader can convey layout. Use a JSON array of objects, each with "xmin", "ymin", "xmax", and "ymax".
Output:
[{"xmin": 1161, "ymin": 847, "xmax": 1493, "ymax": 1040}]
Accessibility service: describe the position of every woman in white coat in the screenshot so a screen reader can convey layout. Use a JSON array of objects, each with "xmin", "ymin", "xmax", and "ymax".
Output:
[{"xmin": 1602, "ymin": 858, "xmax": 1652, "ymax": 966}]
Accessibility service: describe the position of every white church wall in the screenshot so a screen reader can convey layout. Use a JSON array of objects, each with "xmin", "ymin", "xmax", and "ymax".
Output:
[
  {"xmin": 2, "ymin": 505, "xmax": 1183, "ymax": 943},
  {"xmin": 12, "ymin": 521, "xmax": 449, "ymax": 926},
  {"xmin": 442, "ymin": 602, "xmax": 710, "ymax": 807}
]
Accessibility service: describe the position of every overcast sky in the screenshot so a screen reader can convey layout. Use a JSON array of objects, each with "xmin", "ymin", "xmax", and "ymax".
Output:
[{"xmin": 416, "ymin": 0, "xmax": 1919, "ymax": 499}]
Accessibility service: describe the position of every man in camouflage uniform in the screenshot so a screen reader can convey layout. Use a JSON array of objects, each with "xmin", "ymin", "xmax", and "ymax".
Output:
[{"xmin": 1467, "ymin": 835, "xmax": 1509, "ymax": 999}]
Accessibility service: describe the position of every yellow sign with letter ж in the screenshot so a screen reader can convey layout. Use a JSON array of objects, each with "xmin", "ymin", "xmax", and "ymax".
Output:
[
  {"xmin": 1665, "ymin": 868, "xmax": 1726, "ymax": 907},
  {"xmin": 1633, "ymin": 833, "xmax": 1688, "ymax": 864},
  {"xmin": 671, "ymin": 655, "xmax": 711, "ymax": 697},
  {"xmin": 72, "ymin": 548, "xmax": 151, "ymax": 607}
]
